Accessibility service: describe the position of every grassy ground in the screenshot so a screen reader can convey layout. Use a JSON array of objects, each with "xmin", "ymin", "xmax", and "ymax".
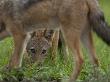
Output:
[{"xmin": 0, "ymin": 0, "xmax": 110, "ymax": 82}]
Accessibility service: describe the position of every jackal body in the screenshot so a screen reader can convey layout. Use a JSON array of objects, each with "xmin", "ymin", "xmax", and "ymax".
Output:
[
  {"xmin": 0, "ymin": 0, "xmax": 88, "ymax": 31},
  {"xmin": 0, "ymin": 0, "xmax": 110, "ymax": 81}
]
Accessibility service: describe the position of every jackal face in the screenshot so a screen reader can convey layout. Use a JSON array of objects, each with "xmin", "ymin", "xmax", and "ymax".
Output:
[
  {"xmin": 26, "ymin": 29, "xmax": 55, "ymax": 63},
  {"xmin": 26, "ymin": 32, "xmax": 51, "ymax": 63}
]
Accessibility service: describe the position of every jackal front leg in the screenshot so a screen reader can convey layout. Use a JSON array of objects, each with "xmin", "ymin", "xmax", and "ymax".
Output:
[{"xmin": 8, "ymin": 31, "xmax": 30, "ymax": 69}]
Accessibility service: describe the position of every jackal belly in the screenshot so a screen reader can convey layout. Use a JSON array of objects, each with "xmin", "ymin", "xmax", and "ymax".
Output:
[{"xmin": 23, "ymin": 17, "xmax": 60, "ymax": 32}]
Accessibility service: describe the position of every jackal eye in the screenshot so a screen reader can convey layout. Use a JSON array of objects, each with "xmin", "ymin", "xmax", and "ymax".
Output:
[
  {"xmin": 30, "ymin": 47, "xmax": 36, "ymax": 54},
  {"xmin": 41, "ymin": 49, "xmax": 47, "ymax": 55}
]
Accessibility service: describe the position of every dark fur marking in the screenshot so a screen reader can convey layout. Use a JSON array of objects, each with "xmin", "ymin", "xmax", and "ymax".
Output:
[
  {"xmin": 31, "ymin": 32, "xmax": 37, "ymax": 38},
  {"xmin": 89, "ymin": 11, "xmax": 110, "ymax": 45},
  {"xmin": 0, "ymin": 22, "xmax": 6, "ymax": 33},
  {"xmin": 22, "ymin": 0, "xmax": 43, "ymax": 10}
]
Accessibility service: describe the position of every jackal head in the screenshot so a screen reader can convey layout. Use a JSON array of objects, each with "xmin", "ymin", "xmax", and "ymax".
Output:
[{"xmin": 26, "ymin": 30, "xmax": 54, "ymax": 63}]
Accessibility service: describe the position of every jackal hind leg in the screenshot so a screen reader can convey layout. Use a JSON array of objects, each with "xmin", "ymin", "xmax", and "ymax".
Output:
[
  {"xmin": 81, "ymin": 28, "xmax": 99, "ymax": 67},
  {"xmin": 8, "ymin": 29, "xmax": 30, "ymax": 69},
  {"xmin": 59, "ymin": 30, "xmax": 69, "ymax": 63},
  {"xmin": 62, "ymin": 28, "xmax": 84, "ymax": 82}
]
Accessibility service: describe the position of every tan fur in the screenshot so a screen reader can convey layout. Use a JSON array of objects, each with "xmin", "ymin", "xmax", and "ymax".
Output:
[{"xmin": 0, "ymin": 0, "xmax": 105, "ymax": 81}]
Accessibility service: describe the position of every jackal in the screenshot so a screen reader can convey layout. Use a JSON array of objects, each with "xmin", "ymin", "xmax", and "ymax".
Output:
[{"xmin": 0, "ymin": 0, "xmax": 110, "ymax": 81}]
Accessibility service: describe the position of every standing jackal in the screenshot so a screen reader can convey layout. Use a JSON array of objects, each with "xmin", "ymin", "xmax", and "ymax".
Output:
[{"xmin": 0, "ymin": 0, "xmax": 110, "ymax": 81}]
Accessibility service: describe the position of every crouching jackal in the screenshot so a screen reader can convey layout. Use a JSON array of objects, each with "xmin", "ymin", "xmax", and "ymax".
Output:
[
  {"xmin": 26, "ymin": 29, "xmax": 60, "ymax": 63},
  {"xmin": 0, "ymin": 0, "xmax": 110, "ymax": 81}
]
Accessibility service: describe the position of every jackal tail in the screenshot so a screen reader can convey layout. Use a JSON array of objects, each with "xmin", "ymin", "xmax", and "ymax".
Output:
[{"xmin": 87, "ymin": 0, "xmax": 110, "ymax": 45}]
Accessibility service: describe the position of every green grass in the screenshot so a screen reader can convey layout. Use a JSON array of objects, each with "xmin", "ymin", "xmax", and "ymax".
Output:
[{"xmin": 0, "ymin": 0, "xmax": 110, "ymax": 82}]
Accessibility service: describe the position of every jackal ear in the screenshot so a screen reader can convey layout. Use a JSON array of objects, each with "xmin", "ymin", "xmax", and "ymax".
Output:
[
  {"xmin": 44, "ymin": 29, "xmax": 54, "ymax": 42},
  {"xmin": 31, "ymin": 32, "xmax": 36, "ymax": 38}
]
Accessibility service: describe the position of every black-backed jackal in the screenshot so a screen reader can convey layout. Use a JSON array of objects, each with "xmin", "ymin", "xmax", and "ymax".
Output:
[{"xmin": 0, "ymin": 0, "xmax": 110, "ymax": 81}]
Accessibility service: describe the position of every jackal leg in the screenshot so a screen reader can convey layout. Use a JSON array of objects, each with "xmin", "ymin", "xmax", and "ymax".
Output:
[
  {"xmin": 59, "ymin": 30, "xmax": 69, "ymax": 62},
  {"xmin": 62, "ymin": 28, "xmax": 84, "ymax": 82},
  {"xmin": 8, "ymin": 30, "xmax": 30, "ymax": 69},
  {"xmin": 81, "ymin": 28, "xmax": 99, "ymax": 66}
]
